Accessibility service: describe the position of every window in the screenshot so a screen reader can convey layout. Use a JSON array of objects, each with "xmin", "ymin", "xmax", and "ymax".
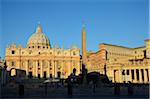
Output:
[
  {"xmin": 39, "ymin": 52, "xmax": 40, "ymax": 54},
  {"xmin": 38, "ymin": 46, "xmax": 40, "ymax": 48},
  {"xmin": 12, "ymin": 50, "xmax": 15, "ymax": 54},
  {"xmin": 38, "ymin": 61, "xmax": 40, "ymax": 66},
  {"xmin": 143, "ymin": 50, "xmax": 146, "ymax": 58},
  {"xmin": 32, "ymin": 46, "xmax": 34, "ymax": 48},
  {"xmin": 43, "ymin": 46, "xmax": 45, "ymax": 48}
]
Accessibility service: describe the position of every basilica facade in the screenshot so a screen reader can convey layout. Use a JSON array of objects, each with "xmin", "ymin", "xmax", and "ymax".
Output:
[{"xmin": 5, "ymin": 24, "xmax": 81, "ymax": 79}]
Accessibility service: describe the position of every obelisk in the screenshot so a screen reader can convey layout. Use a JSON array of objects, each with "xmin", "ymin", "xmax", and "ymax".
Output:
[{"xmin": 82, "ymin": 24, "xmax": 87, "ymax": 65}]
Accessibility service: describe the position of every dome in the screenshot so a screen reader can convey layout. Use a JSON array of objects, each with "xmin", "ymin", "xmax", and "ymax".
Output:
[{"xmin": 27, "ymin": 23, "xmax": 51, "ymax": 49}]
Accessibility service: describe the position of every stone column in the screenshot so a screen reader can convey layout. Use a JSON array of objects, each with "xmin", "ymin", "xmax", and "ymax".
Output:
[
  {"xmin": 60, "ymin": 61, "xmax": 63, "ymax": 78},
  {"xmin": 53, "ymin": 60, "xmax": 55, "ymax": 78},
  {"xmin": 35, "ymin": 60, "xmax": 38, "ymax": 77},
  {"xmin": 26, "ymin": 60, "xmax": 28, "ymax": 76},
  {"xmin": 40, "ymin": 60, "xmax": 43, "ymax": 78},
  {"xmin": 112, "ymin": 69, "xmax": 115, "ymax": 83},
  {"xmin": 32, "ymin": 60, "xmax": 35, "ymax": 77},
  {"xmin": 47, "ymin": 60, "xmax": 50, "ymax": 78},
  {"xmin": 52, "ymin": 60, "xmax": 55, "ymax": 78},
  {"xmin": 119, "ymin": 70, "xmax": 122, "ymax": 83},
  {"xmin": 61, "ymin": 60, "xmax": 65, "ymax": 78},
  {"xmin": 143, "ymin": 69, "xmax": 147, "ymax": 83},
  {"xmin": 67, "ymin": 61, "xmax": 71, "ymax": 76},
  {"xmin": 129, "ymin": 69, "xmax": 132, "ymax": 82},
  {"xmin": 54, "ymin": 60, "xmax": 57, "ymax": 78},
  {"xmin": 139, "ymin": 69, "xmax": 142, "ymax": 83}
]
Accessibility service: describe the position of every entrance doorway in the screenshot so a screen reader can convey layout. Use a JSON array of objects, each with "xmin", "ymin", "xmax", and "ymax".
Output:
[
  {"xmin": 50, "ymin": 74, "xmax": 52, "ymax": 78},
  {"xmin": 38, "ymin": 74, "xmax": 40, "ymax": 79},
  {"xmin": 57, "ymin": 72, "xmax": 61, "ymax": 78},
  {"xmin": 44, "ymin": 72, "xmax": 46, "ymax": 78}
]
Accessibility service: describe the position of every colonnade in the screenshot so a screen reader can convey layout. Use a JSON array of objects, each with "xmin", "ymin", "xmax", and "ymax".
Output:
[
  {"xmin": 24, "ymin": 59, "xmax": 80, "ymax": 79},
  {"xmin": 113, "ymin": 68, "xmax": 149, "ymax": 83}
]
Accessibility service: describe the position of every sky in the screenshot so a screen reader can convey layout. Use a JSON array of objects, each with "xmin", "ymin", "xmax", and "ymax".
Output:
[{"xmin": 0, "ymin": 0, "xmax": 149, "ymax": 58}]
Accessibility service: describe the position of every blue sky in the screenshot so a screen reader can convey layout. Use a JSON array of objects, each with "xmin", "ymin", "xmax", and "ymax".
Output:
[{"xmin": 0, "ymin": 0, "xmax": 149, "ymax": 58}]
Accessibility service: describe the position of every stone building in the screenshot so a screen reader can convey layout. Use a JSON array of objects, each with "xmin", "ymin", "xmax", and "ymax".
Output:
[
  {"xmin": 87, "ymin": 39, "xmax": 150, "ymax": 83},
  {"xmin": 5, "ymin": 23, "xmax": 81, "ymax": 79}
]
